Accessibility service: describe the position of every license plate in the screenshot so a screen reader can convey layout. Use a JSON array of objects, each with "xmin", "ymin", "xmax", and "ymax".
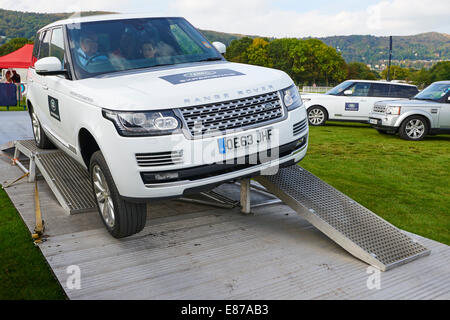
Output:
[
  {"xmin": 369, "ymin": 118, "xmax": 378, "ymax": 125},
  {"xmin": 218, "ymin": 128, "xmax": 272, "ymax": 154}
]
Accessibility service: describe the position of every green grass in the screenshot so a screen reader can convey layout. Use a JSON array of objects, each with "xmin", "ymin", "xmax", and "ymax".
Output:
[
  {"xmin": 0, "ymin": 99, "xmax": 27, "ymax": 111},
  {"xmin": 0, "ymin": 186, "xmax": 66, "ymax": 299},
  {"xmin": 301, "ymin": 121, "xmax": 450, "ymax": 245},
  {"xmin": 0, "ymin": 103, "xmax": 26, "ymax": 111}
]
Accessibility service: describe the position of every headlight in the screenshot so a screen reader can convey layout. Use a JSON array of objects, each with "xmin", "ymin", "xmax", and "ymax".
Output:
[
  {"xmin": 385, "ymin": 106, "xmax": 401, "ymax": 115},
  {"xmin": 281, "ymin": 84, "xmax": 303, "ymax": 111},
  {"xmin": 103, "ymin": 109, "xmax": 181, "ymax": 136}
]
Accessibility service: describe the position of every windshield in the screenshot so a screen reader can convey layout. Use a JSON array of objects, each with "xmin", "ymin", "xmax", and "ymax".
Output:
[
  {"xmin": 326, "ymin": 81, "xmax": 354, "ymax": 95},
  {"xmin": 66, "ymin": 17, "xmax": 224, "ymax": 79},
  {"xmin": 414, "ymin": 83, "xmax": 450, "ymax": 101}
]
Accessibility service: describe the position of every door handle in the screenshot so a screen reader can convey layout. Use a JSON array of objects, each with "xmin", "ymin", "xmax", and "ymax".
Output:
[{"xmin": 43, "ymin": 85, "xmax": 48, "ymax": 90}]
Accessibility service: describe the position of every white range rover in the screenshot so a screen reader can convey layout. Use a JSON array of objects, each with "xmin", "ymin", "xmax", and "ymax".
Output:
[
  {"xmin": 302, "ymin": 80, "xmax": 418, "ymax": 126},
  {"xmin": 26, "ymin": 14, "xmax": 309, "ymax": 238}
]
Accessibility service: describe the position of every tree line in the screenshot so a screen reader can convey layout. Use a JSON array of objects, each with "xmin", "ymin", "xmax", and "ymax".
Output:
[{"xmin": 225, "ymin": 37, "xmax": 449, "ymax": 88}]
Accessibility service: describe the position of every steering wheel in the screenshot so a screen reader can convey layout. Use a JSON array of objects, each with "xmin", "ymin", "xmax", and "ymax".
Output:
[{"xmin": 85, "ymin": 54, "xmax": 105, "ymax": 66}]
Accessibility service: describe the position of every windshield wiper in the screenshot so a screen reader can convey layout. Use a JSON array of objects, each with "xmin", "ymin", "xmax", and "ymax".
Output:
[
  {"xmin": 196, "ymin": 57, "xmax": 223, "ymax": 62},
  {"xmin": 414, "ymin": 97, "xmax": 438, "ymax": 101}
]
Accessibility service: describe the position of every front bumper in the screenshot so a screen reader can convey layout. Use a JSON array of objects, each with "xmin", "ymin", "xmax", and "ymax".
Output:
[
  {"xmin": 100, "ymin": 106, "xmax": 309, "ymax": 200},
  {"xmin": 368, "ymin": 112, "xmax": 400, "ymax": 131}
]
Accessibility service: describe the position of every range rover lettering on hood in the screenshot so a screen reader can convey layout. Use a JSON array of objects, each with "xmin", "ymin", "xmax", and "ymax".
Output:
[{"xmin": 160, "ymin": 69, "xmax": 245, "ymax": 85}]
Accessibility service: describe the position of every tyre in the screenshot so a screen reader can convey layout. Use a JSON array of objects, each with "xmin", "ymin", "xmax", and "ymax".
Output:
[
  {"xmin": 307, "ymin": 106, "xmax": 327, "ymax": 126},
  {"xmin": 399, "ymin": 116, "xmax": 429, "ymax": 141},
  {"xmin": 30, "ymin": 109, "xmax": 55, "ymax": 149},
  {"xmin": 89, "ymin": 151, "xmax": 147, "ymax": 238}
]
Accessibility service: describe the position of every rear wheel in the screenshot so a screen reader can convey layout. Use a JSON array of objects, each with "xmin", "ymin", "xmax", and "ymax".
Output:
[
  {"xmin": 307, "ymin": 106, "xmax": 327, "ymax": 126},
  {"xmin": 399, "ymin": 116, "xmax": 429, "ymax": 141},
  {"xmin": 31, "ymin": 110, "xmax": 54, "ymax": 149},
  {"xmin": 89, "ymin": 151, "xmax": 147, "ymax": 238}
]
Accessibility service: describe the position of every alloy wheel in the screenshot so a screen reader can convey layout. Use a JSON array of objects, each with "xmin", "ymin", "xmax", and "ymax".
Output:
[
  {"xmin": 92, "ymin": 164, "xmax": 115, "ymax": 228},
  {"xmin": 405, "ymin": 119, "xmax": 425, "ymax": 139},
  {"xmin": 308, "ymin": 108, "xmax": 325, "ymax": 125},
  {"xmin": 32, "ymin": 112, "xmax": 41, "ymax": 144}
]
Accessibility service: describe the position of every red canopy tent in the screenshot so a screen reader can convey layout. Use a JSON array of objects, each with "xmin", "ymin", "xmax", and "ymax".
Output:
[{"xmin": 0, "ymin": 44, "xmax": 34, "ymax": 69}]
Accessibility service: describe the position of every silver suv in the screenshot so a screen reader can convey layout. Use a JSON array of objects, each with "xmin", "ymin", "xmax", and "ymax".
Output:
[{"xmin": 368, "ymin": 81, "xmax": 450, "ymax": 140}]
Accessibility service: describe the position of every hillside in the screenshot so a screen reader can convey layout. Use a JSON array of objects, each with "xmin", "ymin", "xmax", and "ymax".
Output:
[
  {"xmin": 0, "ymin": 8, "xmax": 448, "ymax": 67},
  {"xmin": 319, "ymin": 32, "xmax": 450, "ymax": 67}
]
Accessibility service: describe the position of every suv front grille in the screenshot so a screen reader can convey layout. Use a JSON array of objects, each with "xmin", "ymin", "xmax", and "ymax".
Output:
[
  {"xmin": 373, "ymin": 105, "xmax": 386, "ymax": 113},
  {"xmin": 179, "ymin": 91, "xmax": 284, "ymax": 137}
]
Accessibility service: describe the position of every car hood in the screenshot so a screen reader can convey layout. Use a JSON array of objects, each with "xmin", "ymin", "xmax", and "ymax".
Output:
[
  {"xmin": 375, "ymin": 98, "xmax": 441, "ymax": 108},
  {"xmin": 68, "ymin": 61, "xmax": 292, "ymax": 111}
]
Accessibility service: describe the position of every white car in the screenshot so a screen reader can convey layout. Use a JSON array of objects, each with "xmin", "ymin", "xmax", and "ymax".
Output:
[
  {"xmin": 26, "ymin": 14, "xmax": 309, "ymax": 238},
  {"xmin": 369, "ymin": 81, "xmax": 450, "ymax": 140},
  {"xmin": 302, "ymin": 80, "xmax": 418, "ymax": 126}
]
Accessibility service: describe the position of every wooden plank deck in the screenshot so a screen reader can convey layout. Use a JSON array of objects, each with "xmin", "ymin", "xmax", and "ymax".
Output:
[{"xmin": 1, "ymin": 150, "xmax": 449, "ymax": 300}]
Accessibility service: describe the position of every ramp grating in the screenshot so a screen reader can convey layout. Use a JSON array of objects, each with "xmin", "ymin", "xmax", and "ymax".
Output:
[
  {"xmin": 35, "ymin": 151, "xmax": 96, "ymax": 214},
  {"xmin": 256, "ymin": 165, "xmax": 430, "ymax": 271}
]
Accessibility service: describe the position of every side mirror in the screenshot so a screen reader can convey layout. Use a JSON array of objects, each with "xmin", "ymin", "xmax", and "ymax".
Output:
[
  {"xmin": 35, "ymin": 57, "xmax": 66, "ymax": 76},
  {"xmin": 343, "ymin": 90, "xmax": 353, "ymax": 96},
  {"xmin": 212, "ymin": 41, "xmax": 226, "ymax": 55}
]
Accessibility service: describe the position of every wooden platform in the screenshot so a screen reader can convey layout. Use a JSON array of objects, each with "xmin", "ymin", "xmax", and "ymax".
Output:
[{"xmin": 1, "ymin": 150, "xmax": 449, "ymax": 300}]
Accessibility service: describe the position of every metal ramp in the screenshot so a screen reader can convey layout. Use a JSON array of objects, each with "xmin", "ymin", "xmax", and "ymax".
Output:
[
  {"xmin": 255, "ymin": 165, "xmax": 431, "ymax": 271},
  {"xmin": 13, "ymin": 140, "xmax": 96, "ymax": 214}
]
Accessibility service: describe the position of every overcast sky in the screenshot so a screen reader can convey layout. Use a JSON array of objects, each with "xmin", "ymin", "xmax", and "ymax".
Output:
[{"xmin": 1, "ymin": 0, "xmax": 449, "ymax": 37}]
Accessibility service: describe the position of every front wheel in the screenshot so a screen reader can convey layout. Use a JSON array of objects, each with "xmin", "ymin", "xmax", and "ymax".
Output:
[
  {"xmin": 307, "ymin": 106, "xmax": 327, "ymax": 126},
  {"xmin": 89, "ymin": 151, "xmax": 147, "ymax": 238},
  {"xmin": 399, "ymin": 116, "xmax": 429, "ymax": 141}
]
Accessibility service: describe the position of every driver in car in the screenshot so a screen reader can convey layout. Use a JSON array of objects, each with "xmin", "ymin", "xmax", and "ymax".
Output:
[{"xmin": 77, "ymin": 32, "xmax": 108, "ymax": 66}]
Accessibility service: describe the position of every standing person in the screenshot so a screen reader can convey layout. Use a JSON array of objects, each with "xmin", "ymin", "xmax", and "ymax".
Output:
[
  {"xmin": 3, "ymin": 70, "xmax": 13, "ymax": 83},
  {"xmin": 11, "ymin": 70, "xmax": 21, "ymax": 83}
]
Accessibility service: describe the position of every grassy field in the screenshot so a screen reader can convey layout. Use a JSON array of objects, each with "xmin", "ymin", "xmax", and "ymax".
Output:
[
  {"xmin": 0, "ymin": 121, "xmax": 448, "ymax": 299},
  {"xmin": 301, "ymin": 121, "xmax": 450, "ymax": 245},
  {"xmin": 0, "ymin": 187, "xmax": 66, "ymax": 299}
]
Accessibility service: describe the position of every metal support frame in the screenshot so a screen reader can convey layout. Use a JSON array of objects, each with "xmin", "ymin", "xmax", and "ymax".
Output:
[
  {"xmin": 240, "ymin": 179, "xmax": 251, "ymax": 214},
  {"xmin": 12, "ymin": 140, "xmax": 38, "ymax": 182}
]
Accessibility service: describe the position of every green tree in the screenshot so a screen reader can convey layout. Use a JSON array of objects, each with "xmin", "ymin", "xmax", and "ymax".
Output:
[
  {"xmin": 0, "ymin": 37, "xmax": 33, "ymax": 56},
  {"xmin": 244, "ymin": 38, "xmax": 273, "ymax": 67},
  {"xmin": 225, "ymin": 37, "xmax": 253, "ymax": 63},
  {"xmin": 409, "ymin": 68, "xmax": 432, "ymax": 88},
  {"xmin": 290, "ymin": 39, "xmax": 347, "ymax": 86},
  {"xmin": 429, "ymin": 61, "xmax": 450, "ymax": 83},
  {"xmin": 267, "ymin": 38, "xmax": 299, "ymax": 75},
  {"xmin": 347, "ymin": 62, "xmax": 379, "ymax": 80},
  {"xmin": 381, "ymin": 65, "xmax": 410, "ymax": 80}
]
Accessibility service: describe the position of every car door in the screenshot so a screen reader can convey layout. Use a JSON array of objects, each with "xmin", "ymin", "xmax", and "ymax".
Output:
[
  {"xmin": 31, "ymin": 29, "xmax": 54, "ymax": 129},
  {"xmin": 340, "ymin": 82, "xmax": 372, "ymax": 121},
  {"xmin": 44, "ymin": 26, "xmax": 77, "ymax": 152}
]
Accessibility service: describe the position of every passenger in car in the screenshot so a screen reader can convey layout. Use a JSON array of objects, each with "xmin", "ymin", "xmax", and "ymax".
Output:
[{"xmin": 141, "ymin": 41, "xmax": 157, "ymax": 59}]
